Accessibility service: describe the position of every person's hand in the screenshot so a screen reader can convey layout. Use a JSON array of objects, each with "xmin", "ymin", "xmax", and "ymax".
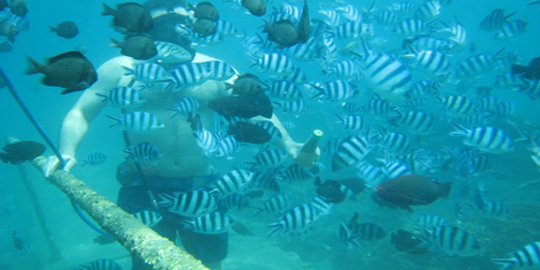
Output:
[{"xmin": 42, "ymin": 154, "xmax": 77, "ymax": 177}]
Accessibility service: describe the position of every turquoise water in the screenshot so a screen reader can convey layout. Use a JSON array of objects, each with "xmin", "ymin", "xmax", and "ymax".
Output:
[{"xmin": 1, "ymin": 0, "xmax": 540, "ymax": 269}]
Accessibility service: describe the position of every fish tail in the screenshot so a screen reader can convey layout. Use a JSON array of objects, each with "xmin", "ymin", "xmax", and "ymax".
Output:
[
  {"xmin": 0, "ymin": 153, "xmax": 8, "ymax": 163},
  {"xmin": 109, "ymin": 37, "xmax": 122, "ymax": 48},
  {"xmin": 510, "ymin": 64, "xmax": 528, "ymax": 75},
  {"xmin": 449, "ymin": 122, "xmax": 468, "ymax": 137},
  {"xmin": 25, "ymin": 57, "xmax": 44, "ymax": 75},
  {"xmin": 49, "ymin": 26, "xmax": 57, "ymax": 33},
  {"xmin": 490, "ymin": 259, "xmax": 516, "ymax": 270},
  {"xmin": 106, "ymin": 115, "xmax": 122, "ymax": 128},
  {"xmin": 101, "ymin": 3, "xmax": 115, "ymax": 16}
]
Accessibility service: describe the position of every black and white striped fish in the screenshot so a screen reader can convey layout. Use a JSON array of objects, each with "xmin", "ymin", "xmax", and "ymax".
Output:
[
  {"xmin": 256, "ymin": 194, "xmax": 291, "ymax": 215},
  {"xmin": 418, "ymin": 214, "xmax": 446, "ymax": 228},
  {"xmin": 322, "ymin": 60, "xmax": 359, "ymax": 80},
  {"xmin": 268, "ymin": 80, "xmax": 303, "ymax": 100},
  {"xmin": 96, "ymin": 87, "xmax": 146, "ymax": 109},
  {"xmin": 186, "ymin": 212, "xmax": 234, "ymax": 234},
  {"xmin": 256, "ymin": 121, "xmax": 282, "ymax": 140},
  {"xmin": 480, "ymin": 9, "xmax": 515, "ymax": 32},
  {"xmin": 394, "ymin": 110, "xmax": 435, "ymax": 135},
  {"xmin": 218, "ymin": 193, "xmax": 250, "ymax": 212},
  {"xmin": 274, "ymin": 99, "xmax": 306, "ymax": 113},
  {"xmin": 248, "ymin": 171, "xmax": 281, "ymax": 193},
  {"xmin": 438, "ymin": 95, "xmax": 477, "ymax": 115},
  {"xmin": 379, "ymin": 158, "xmax": 412, "ymax": 179},
  {"xmin": 332, "ymin": 134, "xmax": 372, "ymax": 171},
  {"xmin": 280, "ymin": 67, "xmax": 308, "ymax": 84},
  {"xmin": 394, "ymin": 18, "xmax": 431, "ymax": 38},
  {"xmin": 75, "ymin": 259, "xmax": 122, "ymax": 270},
  {"xmin": 494, "ymin": 20, "xmax": 528, "ymax": 40},
  {"xmin": 333, "ymin": 21, "xmax": 374, "ymax": 39},
  {"xmin": 410, "ymin": 37, "xmax": 454, "ymax": 53},
  {"xmin": 450, "ymin": 123, "xmax": 514, "ymax": 153},
  {"xmin": 365, "ymin": 97, "xmax": 393, "ymax": 117},
  {"xmin": 491, "ymin": 242, "xmax": 540, "ymax": 270},
  {"xmin": 251, "ymin": 53, "xmax": 297, "ymax": 75},
  {"xmin": 388, "ymin": 2, "xmax": 417, "ymax": 16},
  {"xmin": 318, "ymin": 6, "xmax": 341, "ymax": 27},
  {"xmin": 204, "ymin": 60, "xmax": 236, "ymax": 81},
  {"xmin": 336, "ymin": 4, "xmax": 361, "ymax": 22},
  {"xmin": 169, "ymin": 96, "xmax": 199, "ymax": 118},
  {"xmin": 214, "ymin": 20, "xmax": 238, "ymax": 36},
  {"xmin": 424, "ymin": 226, "xmax": 483, "ymax": 257},
  {"xmin": 277, "ymin": 164, "xmax": 315, "ymax": 181},
  {"xmin": 356, "ymin": 162, "xmax": 387, "ymax": 187},
  {"xmin": 107, "ymin": 112, "xmax": 165, "ymax": 132},
  {"xmin": 158, "ymin": 190, "xmax": 217, "ymax": 217},
  {"xmin": 311, "ymin": 80, "xmax": 357, "ymax": 100},
  {"xmin": 212, "ymin": 169, "xmax": 254, "ymax": 197},
  {"xmin": 124, "ymin": 142, "xmax": 162, "ymax": 163},
  {"xmin": 353, "ymin": 44, "xmax": 412, "ymax": 101},
  {"xmin": 377, "ymin": 132, "xmax": 412, "ymax": 154},
  {"xmin": 124, "ymin": 62, "xmax": 171, "ymax": 85},
  {"xmin": 251, "ymin": 146, "xmax": 287, "ymax": 168},
  {"xmin": 154, "ymin": 41, "xmax": 193, "ymax": 63},
  {"xmin": 371, "ymin": 10, "xmax": 401, "ymax": 26},
  {"xmin": 335, "ymin": 114, "xmax": 364, "ymax": 132},
  {"xmin": 414, "ymin": 0, "xmax": 441, "ymax": 19},
  {"xmin": 81, "ymin": 152, "xmax": 107, "ymax": 166},
  {"xmin": 403, "ymin": 50, "xmax": 450, "ymax": 77},
  {"xmin": 455, "ymin": 50, "xmax": 504, "ymax": 80},
  {"xmin": 267, "ymin": 203, "xmax": 320, "ymax": 236},
  {"xmin": 213, "ymin": 136, "xmax": 241, "ymax": 158},
  {"xmin": 134, "ymin": 210, "xmax": 163, "ymax": 227},
  {"xmin": 168, "ymin": 62, "xmax": 211, "ymax": 91}
]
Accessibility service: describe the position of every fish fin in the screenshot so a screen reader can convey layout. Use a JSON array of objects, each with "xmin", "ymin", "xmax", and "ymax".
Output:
[
  {"xmin": 25, "ymin": 57, "xmax": 44, "ymax": 75},
  {"xmin": 101, "ymin": 3, "xmax": 115, "ymax": 16},
  {"xmin": 402, "ymin": 205, "xmax": 414, "ymax": 212},
  {"xmin": 490, "ymin": 259, "xmax": 516, "ymax": 270},
  {"xmin": 47, "ymin": 51, "xmax": 87, "ymax": 65},
  {"xmin": 61, "ymin": 88, "xmax": 83, "ymax": 95},
  {"xmin": 0, "ymin": 153, "xmax": 8, "ymax": 163}
]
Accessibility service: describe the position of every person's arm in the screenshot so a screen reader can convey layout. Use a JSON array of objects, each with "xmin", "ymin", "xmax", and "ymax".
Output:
[{"xmin": 44, "ymin": 56, "xmax": 130, "ymax": 175}]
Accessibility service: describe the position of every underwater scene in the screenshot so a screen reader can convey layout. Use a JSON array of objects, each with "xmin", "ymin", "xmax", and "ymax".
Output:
[{"xmin": 1, "ymin": 0, "xmax": 540, "ymax": 269}]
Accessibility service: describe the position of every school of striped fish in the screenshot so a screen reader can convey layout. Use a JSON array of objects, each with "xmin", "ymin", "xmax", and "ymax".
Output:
[{"xmin": 4, "ymin": 0, "xmax": 540, "ymax": 269}]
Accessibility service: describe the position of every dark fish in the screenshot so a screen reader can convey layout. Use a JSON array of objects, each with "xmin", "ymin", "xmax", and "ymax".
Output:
[
  {"xmin": 207, "ymin": 91, "xmax": 272, "ymax": 119},
  {"xmin": 263, "ymin": 20, "xmax": 299, "ymax": 47},
  {"xmin": 191, "ymin": 18, "xmax": 216, "ymax": 37},
  {"xmin": 50, "ymin": 21, "xmax": 78, "ymax": 39},
  {"xmin": 372, "ymin": 174, "xmax": 452, "ymax": 212},
  {"xmin": 242, "ymin": 0, "xmax": 266, "ymax": 16},
  {"xmin": 1, "ymin": 141, "xmax": 45, "ymax": 164},
  {"xmin": 26, "ymin": 51, "xmax": 97, "ymax": 94},
  {"xmin": 227, "ymin": 121, "xmax": 272, "ymax": 144},
  {"xmin": 0, "ymin": 40, "xmax": 12, "ymax": 53},
  {"xmin": 511, "ymin": 57, "xmax": 540, "ymax": 80},
  {"xmin": 340, "ymin": 178, "xmax": 365, "ymax": 198},
  {"xmin": 0, "ymin": 0, "xmax": 8, "ymax": 10},
  {"xmin": 110, "ymin": 35, "xmax": 157, "ymax": 60},
  {"xmin": 190, "ymin": 2, "xmax": 219, "ymax": 22},
  {"xmin": 297, "ymin": 0, "xmax": 310, "ymax": 43},
  {"xmin": 390, "ymin": 229, "xmax": 429, "ymax": 254},
  {"xmin": 102, "ymin": 2, "xmax": 153, "ymax": 33},
  {"xmin": 314, "ymin": 177, "xmax": 346, "ymax": 203},
  {"xmin": 226, "ymin": 73, "xmax": 263, "ymax": 96},
  {"xmin": 0, "ymin": 20, "xmax": 19, "ymax": 42},
  {"xmin": 12, "ymin": 230, "xmax": 33, "ymax": 255},
  {"xmin": 9, "ymin": 0, "xmax": 27, "ymax": 17}
]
